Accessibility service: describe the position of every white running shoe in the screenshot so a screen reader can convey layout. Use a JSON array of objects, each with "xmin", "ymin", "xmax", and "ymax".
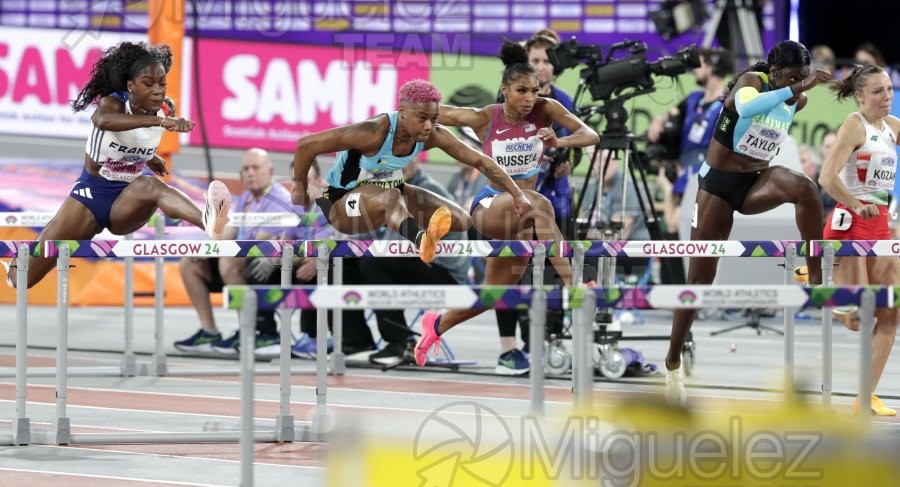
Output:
[
  {"xmin": 832, "ymin": 305, "xmax": 859, "ymax": 320},
  {"xmin": 665, "ymin": 366, "xmax": 687, "ymax": 406},
  {"xmin": 1, "ymin": 258, "xmax": 15, "ymax": 288},
  {"xmin": 203, "ymin": 180, "xmax": 231, "ymax": 240},
  {"xmin": 833, "ymin": 305, "xmax": 860, "ymax": 331}
]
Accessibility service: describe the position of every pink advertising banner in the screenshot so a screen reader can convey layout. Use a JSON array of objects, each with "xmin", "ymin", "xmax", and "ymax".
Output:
[{"xmin": 190, "ymin": 38, "xmax": 430, "ymax": 152}]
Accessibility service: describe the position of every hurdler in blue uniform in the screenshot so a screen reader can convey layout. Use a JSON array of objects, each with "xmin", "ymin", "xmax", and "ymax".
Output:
[{"xmin": 663, "ymin": 41, "xmax": 833, "ymax": 405}]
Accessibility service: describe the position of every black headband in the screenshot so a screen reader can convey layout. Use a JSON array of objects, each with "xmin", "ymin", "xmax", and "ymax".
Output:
[{"xmin": 128, "ymin": 55, "xmax": 162, "ymax": 79}]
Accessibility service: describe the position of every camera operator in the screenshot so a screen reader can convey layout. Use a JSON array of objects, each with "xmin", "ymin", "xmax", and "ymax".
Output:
[
  {"xmin": 643, "ymin": 49, "xmax": 731, "ymax": 284},
  {"xmin": 648, "ymin": 48, "xmax": 732, "ymax": 176}
]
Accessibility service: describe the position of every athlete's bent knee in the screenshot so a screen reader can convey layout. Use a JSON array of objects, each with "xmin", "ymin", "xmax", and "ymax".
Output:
[
  {"xmin": 795, "ymin": 177, "xmax": 820, "ymax": 205},
  {"xmin": 524, "ymin": 190, "xmax": 554, "ymax": 214},
  {"xmin": 130, "ymin": 175, "xmax": 167, "ymax": 199}
]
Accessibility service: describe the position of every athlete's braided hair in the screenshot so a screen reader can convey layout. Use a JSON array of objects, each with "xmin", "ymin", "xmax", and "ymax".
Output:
[
  {"xmin": 70, "ymin": 42, "xmax": 172, "ymax": 112},
  {"xmin": 724, "ymin": 40, "xmax": 810, "ymax": 98}
]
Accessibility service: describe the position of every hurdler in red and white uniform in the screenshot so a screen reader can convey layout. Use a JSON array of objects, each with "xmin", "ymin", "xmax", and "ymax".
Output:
[{"xmin": 824, "ymin": 111, "xmax": 897, "ymax": 240}]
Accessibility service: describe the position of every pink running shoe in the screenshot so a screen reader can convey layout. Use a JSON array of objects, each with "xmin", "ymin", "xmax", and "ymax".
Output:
[
  {"xmin": 203, "ymin": 180, "xmax": 231, "ymax": 240},
  {"xmin": 415, "ymin": 311, "xmax": 442, "ymax": 366}
]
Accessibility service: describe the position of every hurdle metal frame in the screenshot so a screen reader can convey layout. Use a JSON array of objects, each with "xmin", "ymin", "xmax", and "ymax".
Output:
[
  {"xmin": 227, "ymin": 282, "xmax": 884, "ymax": 485},
  {"xmin": 0, "ymin": 212, "xmax": 309, "ymax": 380},
  {"xmin": 4, "ymin": 236, "xmax": 895, "ymax": 453}
]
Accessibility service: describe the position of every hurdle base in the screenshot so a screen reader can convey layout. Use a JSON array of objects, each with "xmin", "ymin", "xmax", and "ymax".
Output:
[
  {"xmin": 31, "ymin": 420, "xmax": 71, "ymax": 445},
  {"xmin": 65, "ymin": 430, "xmax": 280, "ymax": 444},
  {"xmin": 204, "ymin": 419, "xmax": 317, "ymax": 442},
  {"xmin": 312, "ymin": 410, "xmax": 334, "ymax": 442},
  {"xmin": 0, "ymin": 366, "xmax": 126, "ymax": 378},
  {"xmin": 276, "ymin": 415, "xmax": 295, "ymax": 442},
  {"xmin": 120, "ymin": 353, "xmax": 137, "ymax": 377},
  {"xmin": 143, "ymin": 354, "xmax": 168, "ymax": 376},
  {"xmin": 332, "ymin": 352, "xmax": 345, "ymax": 375},
  {"xmin": 11, "ymin": 417, "xmax": 30, "ymax": 445}
]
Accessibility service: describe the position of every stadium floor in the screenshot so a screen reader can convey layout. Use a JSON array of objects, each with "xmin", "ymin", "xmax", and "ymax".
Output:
[{"xmin": 0, "ymin": 305, "xmax": 898, "ymax": 486}]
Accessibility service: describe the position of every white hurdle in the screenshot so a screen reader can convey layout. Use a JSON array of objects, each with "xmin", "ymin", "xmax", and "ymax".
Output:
[
  {"xmin": 226, "ymin": 282, "xmax": 889, "ymax": 485},
  {"xmin": 821, "ymin": 243, "xmax": 835, "ymax": 409},
  {"xmin": 529, "ymin": 244, "xmax": 547, "ymax": 416},
  {"xmin": 13, "ymin": 243, "xmax": 30, "ymax": 445}
]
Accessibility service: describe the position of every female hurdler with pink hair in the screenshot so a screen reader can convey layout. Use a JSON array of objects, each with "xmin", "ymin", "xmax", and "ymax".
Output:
[{"xmin": 290, "ymin": 79, "xmax": 531, "ymax": 263}]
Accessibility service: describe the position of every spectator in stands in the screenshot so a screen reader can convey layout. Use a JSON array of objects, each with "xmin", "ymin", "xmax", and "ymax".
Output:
[
  {"xmin": 287, "ymin": 162, "xmax": 374, "ymax": 359},
  {"xmin": 855, "ymin": 42, "xmax": 900, "ymax": 87},
  {"xmin": 174, "ymin": 148, "xmax": 291, "ymax": 355},
  {"xmin": 799, "ymin": 143, "xmax": 822, "ymax": 180},
  {"xmin": 811, "ymin": 45, "xmax": 836, "ymax": 74}
]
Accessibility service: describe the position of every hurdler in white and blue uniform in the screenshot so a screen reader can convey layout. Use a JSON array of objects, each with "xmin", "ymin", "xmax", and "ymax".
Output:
[
  {"xmin": 664, "ymin": 40, "xmax": 833, "ymax": 406},
  {"xmin": 4, "ymin": 41, "xmax": 229, "ymax": 290}
]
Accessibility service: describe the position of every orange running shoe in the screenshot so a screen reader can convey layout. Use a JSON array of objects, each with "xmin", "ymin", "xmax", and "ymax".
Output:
[{"xmin": 419, "ymin": 206, "xmax": 452, "ymax": 263}]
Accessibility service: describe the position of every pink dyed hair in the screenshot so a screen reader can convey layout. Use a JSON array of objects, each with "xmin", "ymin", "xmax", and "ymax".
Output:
[{"xmin": 398, "ymin": 79, "xmax": 442, "ymax": 104}]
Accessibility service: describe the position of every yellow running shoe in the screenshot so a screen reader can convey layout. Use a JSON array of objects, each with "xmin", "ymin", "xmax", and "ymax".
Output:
[
  {"xmin": 419, "ymin": 206, "xmax": 452, "ymax": 264},
  {"xmin": 792, "ymin": 265, "xmax": 809, "ymax": 285},
  {"xmin": 854, "ymin": 395, "xmax": 897, "ymax": 416}
]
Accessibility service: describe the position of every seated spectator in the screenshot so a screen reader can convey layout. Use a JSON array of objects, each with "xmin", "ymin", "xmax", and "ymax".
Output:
[
  {"xmin": 285, "ymin": 161, "xmax": 374, "ymax": 359},
  {"xmin": 811, "ymin": 45, "xmax": 836, "ymax": 73},
  {"xmin": 174, "ymin": 148, "xmax": 291, "ymax": 355},
  {"xmin": 799, "ymin": 143, "xmax": 822, "ymax": 180},
  {"xmin": 855, "ymin": 42, "xmax": 900, "ymax": 87}
]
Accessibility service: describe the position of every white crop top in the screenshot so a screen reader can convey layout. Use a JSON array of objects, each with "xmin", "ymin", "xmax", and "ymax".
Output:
[
  {"xmin": 837, "ymin": 112, "xmax": 897, "ymax": 205},
  {"xmin": 84, "ymin": 91, "xmax": 166, "ymax": 183}
]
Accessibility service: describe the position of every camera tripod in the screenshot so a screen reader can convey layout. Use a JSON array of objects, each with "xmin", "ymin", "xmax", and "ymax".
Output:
[
  {"xmin": 573, "ymin": 98, "xmax": 684, "ymax": 300},
  {"xmin": 702, "ymin": 0, "xmax": 764, "ymax": 69},
  {"xmin": 574, "ymin": 99, "xmax": 671, "ymax": 252},
  {"xmin": 709, "ymin": 308, "xmax": 784, "ymax": 336}
]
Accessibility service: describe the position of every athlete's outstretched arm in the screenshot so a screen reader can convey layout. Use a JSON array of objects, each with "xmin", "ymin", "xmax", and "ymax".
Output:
[
  {"xmin": 92, "ymin": 96, "xmax": 167, "ymax": 131},
  {"xmin": 732, "ymin": 69, "xmax": 830, "ymax": 118},
  {"xmin": 539, "ymin": 98, "xmax": 600, "ymax": 148},
  {"xmin": 290, "ymin": 118, "xmax": 382, "ymax": 207},
  {"xmin": 427, "ymin": 125, "xmax": 532, "ymax": 216},
  {"xmin": 438, "ymin": 104, "xmax": 489, "ymax": 129}
]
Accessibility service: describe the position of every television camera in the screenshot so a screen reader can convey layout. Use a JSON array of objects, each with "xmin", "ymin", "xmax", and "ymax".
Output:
[{"xmin": 548, "ymin": 39, "xmax": 700, "ymax": 103}]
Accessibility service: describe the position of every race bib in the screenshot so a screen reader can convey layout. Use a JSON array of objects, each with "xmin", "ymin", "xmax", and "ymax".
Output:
[
  {"xmin": 863, "ymin": 153, "xmax": 896, "ymax": 191},
  {"xmin": 345, "ymin": 193, "xmax": 362, "ymax": 217},
  {"xmin": 490, "ymin": 137, "xmax": 543, "ymax": 177},
  {"xmin": 99, "ymin": 160, "xmax": 145, "ymax": 183},
  {"xmin": 357, "ymin": 168, "xmax": 403, "ymax": 189},
  {"xmin": 736, "ymin": 123, "xmax": 786, "ymax": 161},
  {"xmin": 830, "ymin": 208, "xmax": 852, "ymax": 231}
]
